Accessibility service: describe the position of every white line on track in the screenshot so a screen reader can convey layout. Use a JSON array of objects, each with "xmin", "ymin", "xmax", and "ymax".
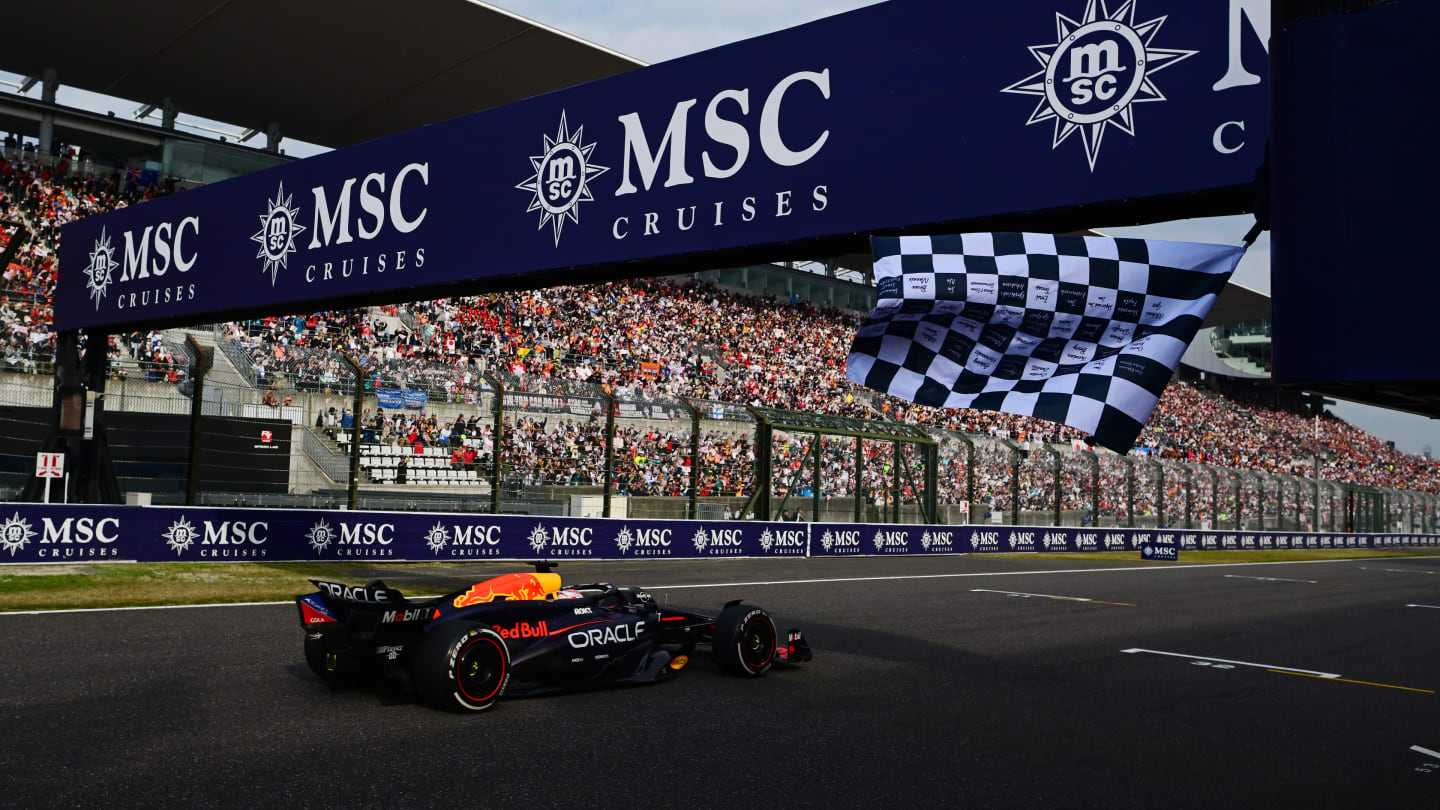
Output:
[
  {"xmin": 1413, "ymin": 746, "xmax": 1440, "ymax": 761},
  {"xmin": 1406, "ymin": 604, "xmax": 1440, "ymax": 610},
  {"xmin": 970, "ymin": 588, "xmax": 1132, "ymax": 606},
  {"xmin": 972, "ymin": 588, "xmax": 1099, "ymax": 601},
  {"xmin": 1361, "ymin": 567, "xmax": 1437, "ymax": 575},
  {"xmin": 1120, "ymin": 648, "xmax": 1341, "ymax": 679},
  {"xmin": 1224, "ymin": 574, "xmax": 1318, "ymax": 584},
  {"xmin": 0, "ymin": 557, "xmax": 1400, "ymax": 617}
]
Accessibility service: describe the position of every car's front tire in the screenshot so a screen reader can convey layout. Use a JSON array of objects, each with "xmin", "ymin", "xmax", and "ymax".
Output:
[
  {"xmin": 711, "ymin": 604, "xmax": 777, "ymax": 677},
  {"xmin": 413, "ymin": 622, "xmax": 510, "ymax": 712}
]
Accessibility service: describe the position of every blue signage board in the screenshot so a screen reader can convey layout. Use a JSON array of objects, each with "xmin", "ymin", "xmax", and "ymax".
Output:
[
  {"xmin": 1140, "ymin": 538, "xmax": 1180, "ymax": 561},
  {"xmin": 56, "ymin": 0, "xmax": 1269, "ymax": 333},
  {"xmin": 1, "ymin": 504, "xmax": 1433, "ymax": 564},
  {"xmin": 1271, "ymin": 0, "xmax": 1439, "ymax": 388},
  {"xmin": 375, "ymin": 388, "xmax": 404, "ymax": 409}
]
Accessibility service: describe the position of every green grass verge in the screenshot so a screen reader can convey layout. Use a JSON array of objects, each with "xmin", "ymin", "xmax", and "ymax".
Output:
[
  {"xmin": 0, "ymin": 562, "xmax": 506, "ymax": 613},
  {"xmin": 2, "ymin": 550, "xmax": 1436, "ymax": 612}
]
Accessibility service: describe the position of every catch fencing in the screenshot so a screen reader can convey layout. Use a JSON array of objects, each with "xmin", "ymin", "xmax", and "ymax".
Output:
[{"xmin": 2, "ymin": 336, "xmax": 1437, "ymax": 536}]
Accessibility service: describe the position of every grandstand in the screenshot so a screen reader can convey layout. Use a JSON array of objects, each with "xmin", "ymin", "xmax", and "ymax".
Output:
[{"xmin": 2, "ymin": 145, "xmax": 1438, "ymax": 530}]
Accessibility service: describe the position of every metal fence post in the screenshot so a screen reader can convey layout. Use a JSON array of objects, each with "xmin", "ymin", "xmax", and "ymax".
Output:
[
  {"xmin": 1276, "ymin": 476, "xmax": 1287, "ymax": 531},
  {"xmin": 854, "ymin": 436, "xmax": 864, "ymax": 524},
  {"xmin": 999, "ymin": 439, "xmax": 1021, "ymax": 527},
  {"xmin": 1209, "ymin": 468, "xmax": 1220, "ymax": 529},
  {"xmin": 1046, "ymin": 446, "xmax": 1061, "ymax": 527},
  {"xmin": 748, "ymin": 409, "xmax": 773, "ymax": 521},
  {"xmin": 1123, "ymin": 456, "xmax": 1135, "ymax": 528},
  {"xmin": 342, "ymin": 354, "xmax": 363, "ymax": 511},
  {"xmin": 1088, "ymin": 448, "xmax": 1100, "ymax": 527},
  {"xmin": 1234, "ymin": 474, "xmax": 1244, "ymax": 530},
  {"xmin": 679, "ymin": 398, "xmax": 701, "ymax": 520},
  {"xmin": 1183, "ymin": 465, "xmax": 1193, "ymax": 529},
  {"xmin": 483, "ymin": 373, "xmax": 504, "ymax": 515},
  {"xmin": 924, "ymin": 441, "xmax": 939, "ymax": 526},
  {"xmin": 953, "ymin": 433, "xmax": 975, "ymax": 524},
  {"xmin": 812, "ymin": 432, "xmax": 823, "ymax": 523},
  {"xmin": 601, "ymin": 388, "xmax": 617, "ymax": 518},
  {"xmin": 1154, "ymin": 460, "xmax": 1166, "ymax": 529},
  {"xmin": 891, "ymin": 440, "xmax": 902, "ymax": 524},
  {"xmin": 1255, "ymin": 473, "xmax": 1266, "ymax": 531},
  {"xmin": 184, "ymin": 336, "xmax": 213, "ymax": 506}
]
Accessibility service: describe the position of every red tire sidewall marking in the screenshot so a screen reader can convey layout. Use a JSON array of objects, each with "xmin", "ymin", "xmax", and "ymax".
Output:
[{"xmin": 455, "ymin": 634, "xmax": 506, "ymax": 703}]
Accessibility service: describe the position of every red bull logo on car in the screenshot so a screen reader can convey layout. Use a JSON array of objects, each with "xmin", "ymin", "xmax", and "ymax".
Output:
[{"xmin": 452, "ymin": 572, "xmax": 561, "ymax": 608}]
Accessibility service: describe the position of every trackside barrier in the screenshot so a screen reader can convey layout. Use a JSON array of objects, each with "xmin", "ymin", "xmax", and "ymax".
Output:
[{"xmin": 0, "ymin": 505, "xmax": 1436, "ymax": 564}]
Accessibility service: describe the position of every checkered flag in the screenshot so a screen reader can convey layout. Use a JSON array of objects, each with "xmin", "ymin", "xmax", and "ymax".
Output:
[{"xmin": 846, "ymin": 233, "xmax": 1246, "ymax": 453}]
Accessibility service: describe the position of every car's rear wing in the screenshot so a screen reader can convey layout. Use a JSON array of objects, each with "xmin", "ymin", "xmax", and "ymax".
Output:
[{"xmin": 297, "ymin": 580, "xmax": 450, "ymax": 632}]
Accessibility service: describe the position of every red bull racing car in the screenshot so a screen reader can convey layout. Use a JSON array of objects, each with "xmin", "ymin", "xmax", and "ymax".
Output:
[{"xmin": 295, "ymin": 564, "xmax": 811, "ymax": 712}]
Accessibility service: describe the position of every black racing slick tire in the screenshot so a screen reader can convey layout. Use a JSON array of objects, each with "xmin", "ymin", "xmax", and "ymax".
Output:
[
  {"xmin": 712, "ymin": 604, "xmax": 778, "ymax": 677},
  {"xmin": 413, "ymin": 622, "xmax": 510, "ymax": 712},
  {"xmin": 304, "ymin": 633, "xmax": 360, "ymax": 688}
]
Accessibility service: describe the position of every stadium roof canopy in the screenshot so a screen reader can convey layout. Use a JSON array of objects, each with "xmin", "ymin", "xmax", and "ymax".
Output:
[{"xmin": 0, "ymin": 0, "xmax": 644, "ymax": 148}]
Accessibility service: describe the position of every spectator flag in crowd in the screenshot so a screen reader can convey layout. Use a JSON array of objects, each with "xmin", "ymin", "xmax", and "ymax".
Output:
[{"xmin": 846, "ymin": 233, "xmax": 1246, "ymax": 453}]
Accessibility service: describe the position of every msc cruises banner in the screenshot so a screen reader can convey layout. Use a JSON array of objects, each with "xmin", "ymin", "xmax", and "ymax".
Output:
[
  {"xmin": 0, "ymin": 504, "xmax": 1434, "ymax": 563},
  {"xmin": 56, "ymin": 0, "xmax": 1270, "ymax": 332}
]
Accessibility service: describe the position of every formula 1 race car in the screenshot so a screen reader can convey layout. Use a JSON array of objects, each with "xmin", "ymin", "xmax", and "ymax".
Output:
[{"xmin": 295, "ymin": 564, "xmax": 811, "ymax": 712}]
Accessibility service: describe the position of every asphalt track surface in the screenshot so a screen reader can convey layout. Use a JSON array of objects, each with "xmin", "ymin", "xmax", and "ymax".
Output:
[{"xmin": 4, "ymin": 555, "xmax": 1440, "ymax": 809}]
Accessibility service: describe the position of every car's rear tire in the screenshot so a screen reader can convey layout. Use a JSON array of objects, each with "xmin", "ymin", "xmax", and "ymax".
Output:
[
  {"xmin": 304, "ymin": 633, "xmax": 359, "ymax": 688},
  {"xmin": 413, "ymin": 622, "xmax": 510, "ymax": 712},
  {"xmin": 711, "ymin": 604, "xmax": 777, "ymax": 677}
]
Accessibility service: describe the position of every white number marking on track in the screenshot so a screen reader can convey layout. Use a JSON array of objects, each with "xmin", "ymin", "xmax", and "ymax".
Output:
[{"xmin": 1120, "ymin": 648, "xmax": 1341, "ymax": 678}]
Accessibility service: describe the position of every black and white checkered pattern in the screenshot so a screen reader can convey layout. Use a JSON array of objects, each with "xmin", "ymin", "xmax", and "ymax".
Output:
[{"xmin": 846, "ymin": 233, "xmax": 1246, "ymax": 453}]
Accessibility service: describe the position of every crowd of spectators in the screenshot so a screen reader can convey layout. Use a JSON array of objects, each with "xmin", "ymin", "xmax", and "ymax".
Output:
[
  {"xmin": 3, "ymin": 143, "xmax": 1438, "ymax": 509},
  {"xmin": 1, "ymin": 144, "xmax": 179, "ymax": 374}
]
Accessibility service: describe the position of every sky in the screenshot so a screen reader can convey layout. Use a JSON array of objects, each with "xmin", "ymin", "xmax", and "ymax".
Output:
[{"xmin": 4, "ymin": 0, "xmax": 1436, "ymax": 454}]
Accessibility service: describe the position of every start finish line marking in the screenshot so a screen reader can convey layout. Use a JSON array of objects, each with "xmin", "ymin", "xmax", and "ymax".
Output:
[
  {"xmin": 1121, "ymin": 648, "xmax": 1340, "ymax": 678},
  {"xmin": 1122, "ymin": 649, "xmax": 1435, "ymax": 694},
  {"xmin": 971, "ymin": 588, "xmax": 1135, "ymax": 607},
  {"xmin": 1407, "ymin": 604, "xmax": 1440, "ymax": 610},
  {"xmin": 1413, "ymin": 746, "xmax": 1440, "ymax": 761}
]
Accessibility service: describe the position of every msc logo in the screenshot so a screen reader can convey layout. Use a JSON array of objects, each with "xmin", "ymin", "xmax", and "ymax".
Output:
[
  {"xmin": 84, "ymin": 228, "xmax": 119, "ymax": 309},
  {"xmin": 529, "ymin": 524, "xmax": 595, "ymax": 556},
  {"xmin": 251, "ymin": 182, "xmax": 306, "ymax": 285},
  {"xmin": 615, "ymin": 525, "xmax": 674, "ymax": 556},
  {"xmin": 306, "ymin": 518, "xmax": 337, "ymax": 553},
  {"xmin": 0, "ymin": 512, "xmax": 38, "ymax": 556},
  {"xmin": 424, "ymin": 521, "xmax": 450, "ymax": 555},
  {"xmin": 1002, "ymin": 1, "xmax": 1197, "ymax": 170},
  {"xmin": 516, "ymin": 111, "xmax": 609, "ymax": 246},
  {"xmin": 759, "ymin": 528, "xmax": 806, "ymax": 554},
  {"xmin": 447, "ymin": 524, "xmax": 502, "ymax": 558},
  {"xmin": 161, "ymin": 516, "xmax": 201, "ymax": 555},
  {"xmin": 971, "ymin": 531, "xmax": 1005, "ymax": 553},
  {"xmin": 820, "ymin": 529, "xmax": 862, "ymax": 553},
  {"xmin": 872, "ymin": 530, "xmax": 909, "ymax": 553},
  {"xmin": 692, "ymin": 526, "xmax": 744, "ymax": 555}
]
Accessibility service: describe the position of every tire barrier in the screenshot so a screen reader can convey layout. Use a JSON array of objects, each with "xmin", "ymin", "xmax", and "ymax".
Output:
[{"xmin": 0, "ymin": 504, "xmax": 1436, "ymax": 564}]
